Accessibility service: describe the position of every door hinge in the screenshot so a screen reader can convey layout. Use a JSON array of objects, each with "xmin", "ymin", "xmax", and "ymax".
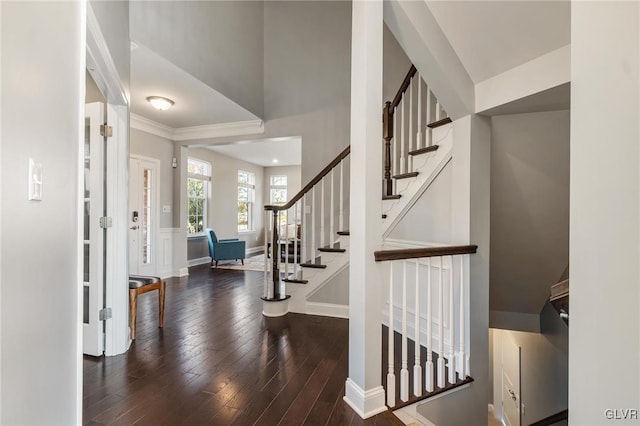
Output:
[
  {"xmin": 99, "ymin": 217, "xmax": 113, "ymax": 228},
  {"xmin": 99, "ymin": 307, "xmax": 112, "ymax": 321},
  {"xmin": 100, "ymin": 124, "xmax": 113, "ymax": 138}
]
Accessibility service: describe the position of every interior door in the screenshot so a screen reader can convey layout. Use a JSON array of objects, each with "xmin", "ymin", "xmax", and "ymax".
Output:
[
  {"xmin": 502, "ymin": 337, "xmax": 522, "ymax": 426},
  {"xmin": 129, "ymin": 157, "xmax": 158, "ymax": 276},
  {"xmin": 83, "ymin": 102, "xmax": 105, "ymax": 356}
]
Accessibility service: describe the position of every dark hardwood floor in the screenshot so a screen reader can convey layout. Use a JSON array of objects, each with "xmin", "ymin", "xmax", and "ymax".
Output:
[{"xmin": 83, "ymin": 265, "xmax": 403, "ymax": 425}]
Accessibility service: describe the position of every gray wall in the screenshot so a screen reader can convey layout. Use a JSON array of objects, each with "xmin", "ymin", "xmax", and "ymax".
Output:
[
  {"xmin": 383, "ymin": 24, "xmax": 413, "ymax": 105},
  {"xmin": 90, "ymin": 0, "xmax": 130, "ymax": 94},
  {"xmin": 490, "ymin": 110, "xmax": 569, "ymax": 328},
  {"xmin": 388, "ymin": 162, "xmax": 452, "ymax": 243},
  {"xmin": 491, "ymin": 304, "xmax": 568, "ymax": 425},
  {"xmin": 1, "ymin": 2, "xmax": 82, "ymax": 422},
  {"xmin": 307, "ymin": 266, "xmax": 349, "ymax": 305},
  {"xmin": 130, "ymin": 1, "xmax": 264, "ymax": 117},
  {"xmin": 130, "ymin": 128, "xmax": 176, "ymax": 228},
  {"xmin": 187, "ymin": 148, "xmax": 266, "ymax": 260}
]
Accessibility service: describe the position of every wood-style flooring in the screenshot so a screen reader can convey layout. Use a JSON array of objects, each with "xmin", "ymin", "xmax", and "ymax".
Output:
[{"xmin": 83, "ymin": 265, "xmax": 403, "ymax": 425}]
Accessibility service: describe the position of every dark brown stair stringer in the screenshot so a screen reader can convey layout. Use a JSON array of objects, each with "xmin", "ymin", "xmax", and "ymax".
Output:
[
  {"xmin": 337, "ymin": 230, "xmax": 350, "ymax": 236},
  {"xmin": 393, "ymin": 171, "xmax": 419, "ymax": 180}
]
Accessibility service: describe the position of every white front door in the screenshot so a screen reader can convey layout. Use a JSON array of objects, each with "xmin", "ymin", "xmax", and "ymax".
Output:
[
  {"xmin": 502, "ymin": 337, "xmax": 522, "ymax": 426},
  {"xmin": 83, "ymin": 102, "xmax": 105, "ymax": 356},
  {"xmin": 128, "ymin": 156, "xmax": 159, "ymax": 276}
]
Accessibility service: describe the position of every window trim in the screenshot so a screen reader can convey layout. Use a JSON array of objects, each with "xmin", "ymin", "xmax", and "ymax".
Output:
[
  {"xmin": 237, "ymin": 170, "xmax": 255, "ymax": 232},
  {"xmin": 187, "ymin": 158, "xmax": 211, "ymax": 236}
]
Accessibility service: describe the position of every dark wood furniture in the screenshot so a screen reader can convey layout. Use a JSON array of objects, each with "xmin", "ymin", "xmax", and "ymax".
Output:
[{"xmin": 129, "ymin": 275, "xmax": 166, "ymax": 340}]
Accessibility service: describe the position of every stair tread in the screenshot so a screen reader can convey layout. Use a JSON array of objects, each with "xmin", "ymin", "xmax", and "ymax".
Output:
[
  {"xmin": 427, "ymin": 117, "xmax": 452, "ymax": 129},
  {"xmin": 383, "ymin": 194, "xmax": 401, "ymax": 200},
  {"xmin": 318, "ymin": 247, "xmax": 346, "ymax": 253},
  {"xmin": 393, "ymin": 172, "xmax": 419, "ymax": 180},
  {"xmin": 408, "ymin": 145, "xmax": 439, "ymax": 156},
  {"xmin": 337, "ymin": 230, "xmax": 350, "ymax": 236},
  {"xmin": 300, "ymin": 256, "xmax": 327, "ymax": 269},
  {"xmin": 283, "ymin": 278, "xmax": 309, "ymax": 284}
]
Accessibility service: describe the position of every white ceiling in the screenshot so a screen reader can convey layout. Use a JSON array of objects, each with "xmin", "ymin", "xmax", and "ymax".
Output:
[
  {"xmin": 203, "ymin": 137, "xmax": 302, "ymax": 168},
  {"xmin": 130, "ymin": 43, "xmax": 259, "ymax": 128},
  {"xmin": 427, "ymin": 0, "xmax": 571, "ymax": 83}
]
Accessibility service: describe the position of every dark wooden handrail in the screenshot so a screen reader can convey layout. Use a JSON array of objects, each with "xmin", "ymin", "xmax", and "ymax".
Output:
[
  {"xmin": 374, "ymin": 245, "xmax": 478, "ymax": 262},
  {"xmin": 528, "ymin": 409, "xmax": 568, "ymax": 426},
  {"xmin": 390, "ymin": 65, "xmax": 417, "ymax": 109},
  {"xmin": 264, "ymin": 145, "xmax": 350, "ymax": 212}
]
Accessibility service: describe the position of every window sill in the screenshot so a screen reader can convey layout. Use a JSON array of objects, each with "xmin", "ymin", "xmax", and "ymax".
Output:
[
  {"xmin": 238, "ymin": 230, "xmax": 256, "ymax": 235},
  {"xmin": 187, "ymin": 233, "xmax": 207, "ymax": 239}
]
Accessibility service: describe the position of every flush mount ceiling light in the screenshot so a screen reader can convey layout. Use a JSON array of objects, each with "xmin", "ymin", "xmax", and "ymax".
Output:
[
  {"xmin": 272, "ymin": 159, "xmax": 279, "ymax": 164},
  {"xmin": 147, "ymin": 96, "xmax": 174, "ymax": 111}
]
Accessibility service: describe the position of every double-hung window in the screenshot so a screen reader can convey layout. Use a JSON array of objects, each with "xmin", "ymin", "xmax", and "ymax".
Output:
[
  {"xmin": 187, "ymin": 158, "xmax": 211, "ymax": 235},
  {"xmin": 270, "ymin": 175, "xmax": 288, "ymax": 227},
  {"xmin": 238, "ymin": 170, "xmax": 255, "ymax": 231}
]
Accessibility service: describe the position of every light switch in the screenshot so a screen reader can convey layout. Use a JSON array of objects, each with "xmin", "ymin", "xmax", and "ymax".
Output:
[
  {"xmin": 28, "ymin": 158, "xmax": 43, "ymax": 201},
  {"xmin": 162, "ymin": 205, "xmax": 171, "ymax": 213}
]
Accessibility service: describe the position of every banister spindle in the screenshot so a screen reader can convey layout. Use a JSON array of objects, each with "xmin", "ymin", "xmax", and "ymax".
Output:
[
  {"xmin": 311, "ymin": 186, "xmax": 316, "ymax": 261},
  {"xmin": 330, "ymin": 169, "xmax": 335, "ymax": 246},
  {"xmin": 302, "ymin": 193, "xmax": 308, "ymax": 264},
  {"xmin": 417, "ymin": 73, "xmax": 422, "ymax": 150},
  {"xmin": 408, "ymin": 77, "xmax": 414, "ymax": 172},
  {"xmin": 392, "ymin": 107, "xmax": 398, "ymax": 191},
  {"xmin": 400, "ymin": 261, "xmax": 409, "ymax": 402},
  {"xmin": 458, "ymin": 254, "xmax": 466, "ymax": 379},
  {"xmin": 437, "ymin": 256, "xmax": 445, "ymax": 388},
  {"xmin": 284, "ymin": 209, "xmax": 290, "ymax": 276},
  {"xmin": 387, "ymin": 262, "xmax": 396, "ymax": 407},
  {"xmin": 293, "ymin": 201, "xmax": 299, "ymax": 277},
  {"xmin": 414, "ymin": 259, "xmax": 422, "ymax": 397},
  {"xmin": 400, "ymin": 95, "xmax": 406, "ymax": 174},
  {"xmin": 426, "ymin": 89, "xmax": 433, "ymax": 147},
  {"xmin": 425, "ymin": 257, "xmax": 434, "ymax": 392},
  {"xmin": 320, "ymin": 176, "xmax": 325, "ymax": 249},
  {"xmin": 448, "ymin": 255, "xmax": 456, "ymax": 384},
  {"xmin": 339, "ymin": 160, "xmax": 344, "ymax": 232},
  {"xmin": 435, "ymin": 100, "xmax": 442, "ymax": 122}
]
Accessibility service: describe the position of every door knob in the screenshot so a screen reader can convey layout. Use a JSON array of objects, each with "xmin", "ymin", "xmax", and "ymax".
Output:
[{"xmin": 130, "ymin": 225, "xmax": 139, "ymax": 230}]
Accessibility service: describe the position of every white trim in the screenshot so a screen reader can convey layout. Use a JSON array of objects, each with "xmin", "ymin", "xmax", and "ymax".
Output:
[
  {"xmin": 130, "ymin": 114, "xmax": 174, "ymax": 140},
  {"xmin": 130, "ymin": 113, "xmax": 264, "ymax": 142},
  {"xmin": 158, "ymin": 228, "xmax": 175, "ymax": 279},
  {"xmin": 188, "ymin": 256, "xmax": 211, "ymax": 267},
  {"xmin": 343, "ymin": 379, "xmax": 387, "ymax": 419},
  {"xmin": 246, "ymin": 246, "xmax": 263, "ymax": 256},
  {"xmin": 262, "ymin": 299, "xmax": 290, "ymax": 317},
  {"xmin": 176, "ymin": 267, "xmax": 189, "ymax": 277},
  {"xmin": 305, "ymin": 302, "xmax": 349, "ymax": 319},
  {"xmin": 383, "ymin": 238, "xmax": 450, "ymax": 249}
]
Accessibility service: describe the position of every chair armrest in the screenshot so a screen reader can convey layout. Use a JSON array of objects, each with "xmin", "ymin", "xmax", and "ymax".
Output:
[{"xmin": 219, "ymin": 238, "xmax": 239, "ymax": 242}]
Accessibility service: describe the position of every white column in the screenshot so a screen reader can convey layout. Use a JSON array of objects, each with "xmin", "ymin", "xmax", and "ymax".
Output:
[{"xmin": 345, "ymin": 0, "xmax": 386, "ymax": 419}]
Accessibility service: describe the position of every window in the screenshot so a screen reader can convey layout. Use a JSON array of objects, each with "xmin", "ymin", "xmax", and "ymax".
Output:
[
  {"xmin": 238, "ymin": 170, "xmax": 255, "ymax": 231},
  {"xmin": 187, "ymin": 158, "xmax": 211, "ymax": 235},
  {"xmin": 270, "ymin": 175, "xmax": 288, "ymax": 227}
]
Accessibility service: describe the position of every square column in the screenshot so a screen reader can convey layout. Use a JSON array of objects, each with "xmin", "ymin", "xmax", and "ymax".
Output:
[{"xmin": 344, "ymin": 0, "xmax": 386, "ymax": 419}]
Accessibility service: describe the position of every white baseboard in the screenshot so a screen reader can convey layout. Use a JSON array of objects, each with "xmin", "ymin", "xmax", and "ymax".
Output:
[
  {"xmin": 343, "ymin": 379, "xmax": 387, "ymax": 419},
  {"xmin": 246, "ymin": 246, "xmax": 263, "ymax": 256},
  {"xmin": 177, "ymin": 267, "xmax": 189, "ymax": 277},
  {"xmin": 188, "ymin": 256, "xmax": 211, "ymax": 267},
  {"xmin": 303, "ymin": 302, "xmax": 349, "ymax": 319}
]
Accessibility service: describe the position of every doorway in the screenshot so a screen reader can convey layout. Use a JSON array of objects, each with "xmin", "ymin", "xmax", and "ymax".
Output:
[
  {"xmin": 129, "ymin": 155, "xmax": 160, "ymax": 276},
  {"xmin": 502, "ymin": 336, "xmax": 522, "ymax": 426}
]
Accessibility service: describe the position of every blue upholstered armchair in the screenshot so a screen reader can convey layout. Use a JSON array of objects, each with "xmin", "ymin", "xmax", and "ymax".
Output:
[{"xmin": 205, "ymin": 228, "xmax": 246, "ymax": 267}]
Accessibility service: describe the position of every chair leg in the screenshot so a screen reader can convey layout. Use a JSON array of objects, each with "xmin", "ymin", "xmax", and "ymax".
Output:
[
  {"xmin": 215, "ymin": 260, "xmax": 219, "ymax": 268},
  {"xmin": 129, "ymin": 288, "xmax": 137, "ymax": 340},
  {"xmin": 241, "ymin": 259, "xmax": 244, "ymax": 265},
  {"xmin": 158, "ymin": 280, "xmax": 166, "ymax": 328}
]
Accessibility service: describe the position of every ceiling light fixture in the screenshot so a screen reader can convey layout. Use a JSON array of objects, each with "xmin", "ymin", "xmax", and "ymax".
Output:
[
  {"xmin": 272, "ymin": 159, "xmax": 279, "ymax": 164},
  {"xmin": 147, "ymin": 96, "xmax": 174, "ymax": 111}
]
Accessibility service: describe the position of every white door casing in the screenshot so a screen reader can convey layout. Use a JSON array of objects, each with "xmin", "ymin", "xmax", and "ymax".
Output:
[
  {"xmin": 129, "ymin": 155, "xmax": 160, "ymax": 276},
  {"xmin": 502, "ymin": 337, "xmax": 522, "ymax": 426},
  {"xmin": 83, "ymin": 102, "xmax": 105, "ymax": 357}
]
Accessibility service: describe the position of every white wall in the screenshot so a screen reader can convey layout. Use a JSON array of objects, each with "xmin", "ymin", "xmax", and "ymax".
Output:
[
  {"xmin": 187, "ymin": 148, "xmax": 265, "ymax": 260},
  {"xmin": 570, "ymin": 2, "xmax": 640, "ymax": 424},
  {"xmin": 130, "ymin": 1, "xmax": 264, "ymax": 117},
  {"xmin": 130, "ymin": 128, "xmax": 176, "ymax": 228},
  {"xmin": 1, "ymin": 1, "xmax": 83, "ymax": 423},
  {"xmin": 490, "ymin": 110, "xmax": 570, "ymax": 328},
  {"xmin": 491, "ymin": 303, "xmax": 568, "ymax": 425}
]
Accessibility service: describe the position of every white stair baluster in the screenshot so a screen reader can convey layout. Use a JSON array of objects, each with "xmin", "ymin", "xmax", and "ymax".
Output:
[
  {"xmin": 426, "ymin": 89, "xmax": 432, "ymax": 147},
  {"xmin": 400, "ymin": 95, "xmax": 406, "ymax": 174},
  {"xmin": 284, "ymin": 209, "xmax": 289, "ymax": 276},
  {"xmin": 408, "ymin": 77, "xmax": 413, "ymax": 172},
  {"xmin": 311, "ymin": 186, "xmax": 316, "ymax": 262},
  {"xmin": 458, "ymin": 254, "xmax": 466, "ymax": 379},
  {"xmin": 417, "ymin": 73, "xmax": 422, "ymax": 150},
  {"xmin": 448, "ymin": 256, "xmax": 456, "ymax": 384},
  {"xmin": 302, "ymin": 193, "xmax": 308, "ymax": 264},
  {"xmin": 293, "ymin": 201, "xmax": 299, "ymax": 277},
  {"xmin": 425, "ymin": 257, "xmax": 434, "ymax": 392},
  {"xmin": 400, "ymin": 261, "xmax": 409, "ymax": 402},
  {"xmin": 320, "ymin": 177, "xmax": 325, "ymax": 249},
  {"xmin": 387, "ymin": 262, "xmax": 396, "ymax": 407},
  {"xmin": 413, "ymin": 259, "xmax": 422, "ymax": 397},
  {"xmin": 330, "ymin": 168, "xmax": 335, "ymax": 245},
  {"xmin": 435, "ymin": 100, "xmax": 441, "ymax": 121},
  {"xmin": 339, "ymin": 160, "xmax": 344, "ymax": 232},
  {"xmin": 437, "ymin": 256, "xmax": 445, "ymax": 388}
]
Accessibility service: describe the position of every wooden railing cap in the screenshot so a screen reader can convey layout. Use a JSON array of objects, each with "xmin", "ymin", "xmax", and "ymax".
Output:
[{"xmin": 374, "ymin": 245, "xmax": 478, "ymax": 262}]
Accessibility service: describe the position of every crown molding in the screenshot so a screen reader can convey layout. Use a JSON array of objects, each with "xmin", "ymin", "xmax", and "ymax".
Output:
[{"xmin": 130, "ymin": 114, "xmax": 264, "ymax": 142}]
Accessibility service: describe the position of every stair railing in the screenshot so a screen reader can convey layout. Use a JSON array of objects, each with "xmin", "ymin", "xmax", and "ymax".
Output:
[
  {"xmin": 262, "ymin": 146, "xmax": 351, "ymax": 302},
  {"xmin": 383, "ymin": 65, "xmax": 449, "ymax": 197},
  {"xmin": 374, "ymin": 244, "xmax": 477, "ymax": 408}
]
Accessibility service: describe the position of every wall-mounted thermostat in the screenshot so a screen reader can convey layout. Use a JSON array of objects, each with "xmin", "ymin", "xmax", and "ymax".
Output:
[{"xmin": 28, "ymin": 158, "xmax": 43, "ymax": 201}]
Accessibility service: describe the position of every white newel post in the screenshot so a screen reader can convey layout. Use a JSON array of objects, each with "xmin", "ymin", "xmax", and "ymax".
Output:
[{"xmin": 345, "ymin": 0, "xmax": 386, "ymax": 419}]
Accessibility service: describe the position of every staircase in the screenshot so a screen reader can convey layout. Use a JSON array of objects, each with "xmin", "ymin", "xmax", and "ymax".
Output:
[{"xmin": 261, "ymin": 64, "xmax": 477, "ymax": 412}]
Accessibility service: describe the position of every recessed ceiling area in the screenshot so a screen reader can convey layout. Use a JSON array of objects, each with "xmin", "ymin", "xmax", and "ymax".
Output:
[
  {"xmin": 203, "ymin": 137, "xmax": 302, "ymax": 168},
  {"xmin": 130, "ymin": 43, "xmax": 259, "ymax": 128},
  {"xmin": 427, "ymin": 0, "xmax": 570, "ymax": 83}
]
